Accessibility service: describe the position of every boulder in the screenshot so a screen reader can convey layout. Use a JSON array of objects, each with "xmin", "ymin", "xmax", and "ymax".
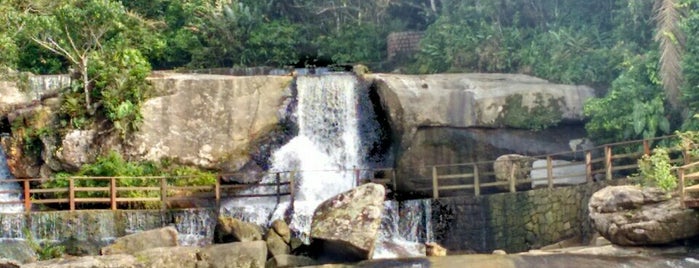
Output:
[
  {"xmin": 127, "ymin": 73, "xmax": 294, "ymax": 170},
  {"xmin": 101, "ymin": 227, "xmax": 179, "ymax": 255},
  {"xmin": 0, "ymin": 258, "xmax": 21, "ymax": 268},
  {"xmin": 270, "ymin": 219, "xmax": 291, "ymax": 244},
  {"xmin": 369, "ymin": 73, "xmax": 595, "ymax": 194},
  {"xmin": 0, "ymin": 240, "xmax": 37, "ymax": 264},
  {"xmin": 22, "ymin": 254, "xmax": 138, "ymax": 268},
  {"xmin": 214, "ymin": 216, "xmax": 263, "ymax": 243},
  {"xmin": 54, "ymin": 130, "xmax": 97, "ymax": 171},
  {"xmin": 493, "ymin": 154, "xmax": 535, "ymax": 190},
  {"xmin": 588, "ymin": 185, "xmax": 699, "ymax": 246},
  {"xmin": 310, "ymin": 183, "xmax": 386, "ymax": 262},
  {"xmin": 198, "ymin": 241, "xmax": 267, "ymax": 268},
  {"xmin": 133, "ymin": 246, "xmax": 201, "ymax": 268},
  {"xmin": 265, "ymin": 228, "xmax": 290, "ymax": 257},
  {"xmin": 425, "ymin": 242, "xmax": 447, "ymax": 257},
  {"xmin": 265, "ymin": 254, "xmax": 319, "ymax": 268}
]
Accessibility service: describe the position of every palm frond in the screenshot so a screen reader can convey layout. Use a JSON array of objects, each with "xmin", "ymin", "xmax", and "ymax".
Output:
[{"xmin": 654, "ymin": 0, "xmax": 685, "ymax": 109}]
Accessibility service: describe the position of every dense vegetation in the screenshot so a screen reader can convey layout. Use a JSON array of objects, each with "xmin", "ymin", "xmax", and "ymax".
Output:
[{"xmin": 2, "ymin": 0, "xmax": 699, "ymax": 145}]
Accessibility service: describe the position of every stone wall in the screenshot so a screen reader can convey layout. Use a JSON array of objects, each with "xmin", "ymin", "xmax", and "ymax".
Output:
[
  {"xmin": 386, "ymin": 31, "xmax": 424, "ymax": 60},
  {"xmin": 431, "ymin": 181, "xmax": 621, "ymax": 253}
]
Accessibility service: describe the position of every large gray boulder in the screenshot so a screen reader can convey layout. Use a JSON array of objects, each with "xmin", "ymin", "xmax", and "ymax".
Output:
[
  {"xmin": 588, "ymin": 185, "xmax": 699, "ymax": 246},
  {"xmin": 369, "ymin": 73, "xmax": 594, "ymax": 194},
  {"xmin": 127, "ymin": 73, "xmax": 293, "ymax": 170},
  {"xmin": 101, "ymin": 227, "xmax": 179, "ymax": 255},
  {"xmin": 310, "ymin": 183, "xmax": 386, "ymax": 261},
  {"xmin": 199, "ymin": 241, "xmax": 267, "ymax": 268}
]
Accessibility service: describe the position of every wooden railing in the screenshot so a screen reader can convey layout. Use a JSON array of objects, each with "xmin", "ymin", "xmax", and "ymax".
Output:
[
  {"xmin": 426, "ymin": 135, "xmax": 687, "ymax": 199},
  {"xmin": 0, "ymin": 167, "xmax": 397, "ymax": 212},
  {"xmin": 678, "ymin": 161, "xmax": 699, "ymax": 208}
]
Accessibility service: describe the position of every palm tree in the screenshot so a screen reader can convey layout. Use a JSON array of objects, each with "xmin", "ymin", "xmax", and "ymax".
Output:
[{"xmin": 654, "ymin": 0, "xmax": 685, "ymax": 111}]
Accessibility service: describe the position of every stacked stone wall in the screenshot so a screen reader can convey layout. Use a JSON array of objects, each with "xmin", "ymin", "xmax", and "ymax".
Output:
[{"xmin": 431, "ymin": 181, "xmax": 623, "ymax": 253}]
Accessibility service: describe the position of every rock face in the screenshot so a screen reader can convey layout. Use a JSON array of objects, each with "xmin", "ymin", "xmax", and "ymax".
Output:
[
  {"xmin": 133, "ymin": 247, "xmax": 202, "ymax": 268},
  {"xmin": 199, "ymin": 241, "xmax": 267, "ymax": 268},
  {"xmin": 530, "ymin": 159, "xmax": 587, "ymax": 188},
  {"xmin": 214, "ymin": 216, "xmax": 263, "ymax": 243},
  {"xmin": 369, "ymin": 73, "xmax": 594, "ymax": 194},
  {"xmin": 310, "ymin": 183, "xmax": 386, "ymax": 262},
  {"xmin": 588, "ymin": 185, "xmax": 699, "ymax": 246},
  {"xmin": 127, "ymin": 73, "xmax": 293, "ymax": 170},
  {"xmin": 55, "ymin": 130, "xmax": 97, "ymax": 171},
  {"xmin": 101, "ymin": 226, "xmax": 179, "ymax": 255},
  {"xmin": 0, "ymin": 240, "xmax": 37, "ymax": 264},
  {"xmin": 265, "ymin": 219, "xmax": 291, "ymax": 257}
]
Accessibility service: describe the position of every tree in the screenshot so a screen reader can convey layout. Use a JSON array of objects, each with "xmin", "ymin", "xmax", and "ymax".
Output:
[
  {"xmin": 26, "ymin": 0, "xmax": 141, "ymax": 112},
  {"xmin": 654, "ymin": 0, "xmax": 685, "ymax": 111}
]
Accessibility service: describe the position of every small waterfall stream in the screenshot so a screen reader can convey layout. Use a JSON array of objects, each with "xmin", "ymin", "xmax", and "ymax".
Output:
[{"xmin": 0, "ymin": 145, "xmax": 22, "ymax": 214}]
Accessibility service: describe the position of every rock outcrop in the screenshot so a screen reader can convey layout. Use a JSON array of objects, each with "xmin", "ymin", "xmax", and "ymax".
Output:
[
  {"xmin": 369, "ymin": 73, "xmax": 594, "ymax": 194},
  {"xmin": 588, "ymin": 185, "xmax": 699, "ymax": 246},
  {"xmin": 199, "ymin": 241, "xmax": 268, "ymax": 268},
  {"xmin": 101, "ymin": 227, "xmax": 179, "ymax": 255},
  {"xmin": 0, "ymin": 240, "xmax": 37, "ymax": 264},
  {"xmin": 493, "ymin": 154, "xmax": 536, "ymax": 190},
  {"xmin": 265, "ymin": 220, "xmax": 292, "ymax": 257},
  {"xmin": 310, "ymin": 183, "xmax": 386, "ymax": 262},
  {"xmin": 127, "ymin": 73, "xmax": 294, "ymax": 171}
]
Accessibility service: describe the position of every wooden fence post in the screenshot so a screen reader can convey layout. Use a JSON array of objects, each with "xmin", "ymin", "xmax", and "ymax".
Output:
[
  {"xmin": 110, "ymin": 177, "xmax": 117, "ymax": 210},
  {"xmin": 23, "ymin": 179, "xmax": 30, "ymax": 213},
  {"xmin": 546, "ymin": 156, "xmax": 554, "ymax": 189},
  {"xmin": 684, "ymin": 148, "xmax": 691, "ymax": 165},
  {"xmin": 215, "ymin": 175, "xmax": 221, "ymax": 209},
  {"xmin": 432, "ymin": 166, "xmax": 439, "ymax": 199},
  {"xmin": 275, "ymin": 173, "xmax": 281, "ymax": 204},
  {"xmin": 643, "ymin": 139, "xmax": 650, "ymax": 156},
  {"xmin": 69, "ymin": 178, "xmax": 75, "ymax": 211},
  {"xmin": 509, "ymin": 164, "xmax": 516, "ymax": 193},
  {"xmin": 605, "ymin": 145, "xmax": 613, "ymax": 180},
  {"xmin": 289, "ymin": 171, "xmax": 296, "ymax": 210},
  {"xmin": 160, "ymin": 177, "xmax": 167, "ymax": 210},
  {"xmin": 391, "ymin": 169, "xmax": 397, "ymax": 193},
  {"xmin": 680, "ymin": 167, "xmax": 686, "ymax": 209},
  {"xmin": 473, "ymin": 164, "xmax": 480, "ymax": 197},
  {"xmin": 585, "ymin": 151, "xmax": 592, "ymax": 183}
]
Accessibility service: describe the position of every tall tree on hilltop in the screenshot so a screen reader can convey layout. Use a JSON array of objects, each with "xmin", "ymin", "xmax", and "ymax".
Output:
[{"xmin": 654, "ymin": 0, "xmax": 686, "ymax": 110}]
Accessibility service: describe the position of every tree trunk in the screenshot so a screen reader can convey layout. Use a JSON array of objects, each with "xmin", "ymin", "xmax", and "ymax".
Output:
[{"xmin": 81, "ymin": 57, "xmax": 91, "ymax": 112}]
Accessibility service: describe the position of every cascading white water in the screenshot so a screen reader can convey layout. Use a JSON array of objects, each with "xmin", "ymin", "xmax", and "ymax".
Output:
[
  {"xmin": 221, "ymin": 74, "xmax": 380, "ymax": 236},
  {"xmin": 373, "ymin": 199, "xmax": 434, "ymax": 259},
  {"xmin": 0, "ymin": 146, "xmax": 22, "ymax": 213}
]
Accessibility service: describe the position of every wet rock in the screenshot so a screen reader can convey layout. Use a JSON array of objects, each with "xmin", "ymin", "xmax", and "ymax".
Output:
[
  {"xmin": 588, "ymin": 185, "xmax": 699, "ymax": 246},
  {"xmin": 101, "ymin": 227, "xmax": 179, "ymax": 255},
  {"xmin": 59, "ymin": 237, "xmax": 104, "ymax": 256},
  {"xmin": 199, "ymin": 241, "xmax": 267, "ymax": 268},
  {"xmin": 265, "ymin": 254, "xmax": 319, "ymax": 268},
  {"xmin": 426, "ymin": 242, "xmax": 447, "ymax": 256},
  {"xmin": 310, "ymin": 183, "xmax": 386, "ymax": 262},
  {"xmin": 0, "ymin": 240, "xmax": 37, "ymax": 264},
  {"xmin": 214, "ymin": 216, "xmax": 263, "ymax": 243}
]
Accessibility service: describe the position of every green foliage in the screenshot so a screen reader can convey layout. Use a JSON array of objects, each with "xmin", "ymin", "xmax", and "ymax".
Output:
[
  {"xmin": 499, "ymin": 93, "xmax": 564, "ymax": 130},
  {"xmin": 45, "ymin": 151, "xmax": 217, "ymax": 207},
  {"xmin": 636, "ymin": 148, "xmax": 677, "ymax": 192},
  {"xmin": 316, "ymin": 23, "xmax": 386, "ymax": 64},
  {"xmin": 23, "ymin": 228, "xmax": 65, "ymax": 260},
  {"xmin": 584, "ymin": 53, "xmax": 671, "ymax": 144}
]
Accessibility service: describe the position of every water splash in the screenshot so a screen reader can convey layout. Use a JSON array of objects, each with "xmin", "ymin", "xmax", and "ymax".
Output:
[
  {"xmin": 373, "ymin": 200, "xmax": 433, "ymax": 259},
  {"xmin": 0, "ymin": 146, "xmax": 22, "ymax": 213},
  {"xmin": 221, "ymin": 74, "xmax": 381, "ymax": 237}
]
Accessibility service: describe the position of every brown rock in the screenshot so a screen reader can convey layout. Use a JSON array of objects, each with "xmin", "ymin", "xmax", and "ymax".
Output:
[
  {"xmin": 426, "ymin": 242, "xmax": 447, "ymax": 256},
  {"xmin": 270, "ymin": 219, "xmax": 291, "ymax": 244},
  {"xmin": 214, "ymin": 216, "xmax": 263, "ymax": 243},
  {"xmin": 199, "ymin": 241, "xmax": 267, "ymax": 268},
  {"xmin": 265, "ymin": 228, "xmax": 290, "ymax": 257},
  {"xmin": 310, "ymin": 183, "xmax": 386, "ymax": 262},
  {"xmin": 101, "ymin": 227, "xmax": 179, "ymax": 255}
]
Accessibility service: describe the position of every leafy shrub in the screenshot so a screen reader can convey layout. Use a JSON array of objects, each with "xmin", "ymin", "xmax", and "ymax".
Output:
[
  {"xmin": 636, "ymin": 148, "xmax": 677, "ymax": 192},
  {"xmin": 23, "ymin": 228, "xmax": 65, "ymax": 260}
]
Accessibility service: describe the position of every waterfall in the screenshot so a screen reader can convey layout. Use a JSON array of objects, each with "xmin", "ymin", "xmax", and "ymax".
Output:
[
  {"xmin": 373, "ymin": 199, "xmax": 434, "ymax": 259},
  {"xmin": 0, "ymin": 146, "xmax": 22, "ymax": 214},
  {"xmin": 221, "ymin": 73, "xmax": 382, "ymax": 236}
]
